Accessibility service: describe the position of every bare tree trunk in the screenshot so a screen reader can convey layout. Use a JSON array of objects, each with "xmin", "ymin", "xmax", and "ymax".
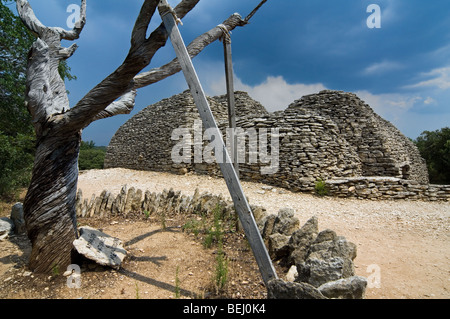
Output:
[
  {"xmin": 16, "ymin": 0, "xmax": 259, "ymax": 274},
  {"xmin": 16, "ymin": 0, "xmax": 87, "ymax": 272},
  {"xmin": 24, "ymin": 133, "xmax": 81, "ymax": 273}
]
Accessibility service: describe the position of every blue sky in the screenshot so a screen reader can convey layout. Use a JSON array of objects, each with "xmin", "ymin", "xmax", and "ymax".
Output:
[{"xmin": 7, "ymin": 0, "xmax": 450, "ymax": 145}]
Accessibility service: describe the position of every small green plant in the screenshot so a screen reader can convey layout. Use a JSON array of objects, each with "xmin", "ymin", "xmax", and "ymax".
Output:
[
  {"xmin": 182, "ymin": 218, "xmax": 202, "ymax": 236},
  {"xmin": 203, "ymin": 205, "xmax": 224, "ymax": 249},
  {"xmin": 51, "ymin": 263, "xmax": 60, "ymax": 276},
  {"xmin": 174, "ymin": 266, "xmax": 181, "ymax": 299},
  {"xmin": 143, "ymin": 210, "xmax": 150, "ymax": 219},
  {"xmin": 183, "ymin": 204, "xmax": 229, "ymax": 249},
  {"xmin": 214, "ymin": 243, "xmax": 228, "ymax": 292},
  {"xmin": 315, "ymin": 178, "xmax": 329, "ymax": 197},
  {"xmin": 181, "ymin": 204, "xmax": 231, "ymax": 295},
  {"xmin": 135, "ymin": 282, "xmax": 140, "ymax": 299}
]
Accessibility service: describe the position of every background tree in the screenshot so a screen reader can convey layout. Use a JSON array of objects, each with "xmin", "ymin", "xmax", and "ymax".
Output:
[
  {"xmin": 78, "ymin": 140, "xmax": 106, "ymax": 170},
  {"xmin": 414, "ymin": 127, "xmax": 450, "ymax": 185},
  {"xmin": 15, "ymin": 0, "xmax": 258, "ymax": 273},
  {"xmin": 0, "ymin": 0, "xmax": 74, "ymax": 198}
]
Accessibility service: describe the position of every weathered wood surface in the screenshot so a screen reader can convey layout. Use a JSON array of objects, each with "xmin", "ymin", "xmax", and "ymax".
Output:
[
  {"xmin": 223, "ymin": 38, "xmax": 239, "ymax": 176},
  {"xmin": 158, "ymin": 0, "xmax": 277, "ymax": 286}
]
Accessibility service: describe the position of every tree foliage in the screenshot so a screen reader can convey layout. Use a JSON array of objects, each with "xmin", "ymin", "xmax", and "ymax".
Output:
[
  {"xmin": 78, "ymin": 141, "xmax": 106, "ymax": 170},
  {"xmin": 0, "ymin": 0, "xmax": 34, "ymax": 198},
  {"xmin": 0, "ymin": 132, "xmax": 34, "ymax": 199},
  {"xmin": 0, "ymin": 0, "xmax": 34, "ymax": 137},
  {"xmin": 414, "ymin": 127, "xmax": 450, "ymax": 185}
]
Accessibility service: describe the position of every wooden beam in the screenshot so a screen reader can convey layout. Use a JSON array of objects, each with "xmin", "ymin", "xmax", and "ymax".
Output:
[
  {"xmin": 223, "ymin": 35, "xmax": 239, "ymax": 177},
  {"xmin": 158, "ymin": 0, "xmax": 277, "ymax": 286},
  {"xmin": 221, "ymin": 27, "xmax": 240, "ymax": 232}
]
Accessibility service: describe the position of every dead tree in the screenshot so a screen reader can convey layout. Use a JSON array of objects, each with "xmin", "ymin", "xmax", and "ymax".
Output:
[{"xmin": 16, "ymin": 0, "xmax": 257, "ymax": 273}]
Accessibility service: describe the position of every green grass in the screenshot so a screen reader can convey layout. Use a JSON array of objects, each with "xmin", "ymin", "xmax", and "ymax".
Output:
[{"xmin": 314, "ymin": 178, "xmax": 329, "ymax": 197}]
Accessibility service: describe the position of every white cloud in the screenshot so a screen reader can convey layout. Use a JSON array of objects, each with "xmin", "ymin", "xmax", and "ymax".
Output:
[
  {"xmin": 424, "ymin": 97, "xmax": 436, "ymax": 105},
  {"xmin": 235, "ymin": 76, "xmax": 327, "ymax": 112},
  {"xmin": 195, "ymin": 61, "xmax": 440, "ymax": 140},
  {"xmin": 405, "ymin": 67, "xmax": 450, "ymax": 90},
  {"xmin": 380, "ymin": 0, "xmax": 399, "ymax": 25},
  {"xmin": 363, "ymin": 60, "xmax": 404, "ymax": 75},
  {"xmin": 206, "ymin": 72, "xmax": 326, "ymax": 112},
  {"xmin": 355, "ymin": 90, "xmax": 423, "ymax": 123}
]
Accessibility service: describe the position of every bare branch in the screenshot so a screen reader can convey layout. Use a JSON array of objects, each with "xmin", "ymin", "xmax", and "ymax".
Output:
[
  {"xmin": 133, "ymin": 0, "xmax": 267, "ymax": 89},
  {"xmin": 16, "ymin": 0, "xmax": 46, "ymax": 36},
  {"xmin": 133, "ymin": 13, "xmax": 246, "ymax": 89},
  {"xmin": 244, "ymin": 0, "xmax": 268, "ymax": 23},
  {"xmin": 140, "ymin": 0, "xmax": 201, "ymax": 48},
  {"xmin": 59, "ymin": 0, "xmax": 87, "ymax": 40},
  {"xmin": 131, "ymin": 0, "xmax": 159, "ymax": 48},
  {"xmin": 86, "ymin": 89, "xmax": 137, "ymax": 127},
  {"xmin": 56, "ymin": 43, "xmax": 79, "ymax": 60},
  {"xmin": 172, "ymin": 0, "xmax": 201, "ymax": 20},
  {"xmin": 58, "ymin": 0, "xmax": 264, "ymax": 132},
  {"xmin": 62, "ymin": 0, "xmax": 201, "ymax": 131},
  {"xmin": 17, "ymin": 0, "xmax": 87, "ymax": 40}
]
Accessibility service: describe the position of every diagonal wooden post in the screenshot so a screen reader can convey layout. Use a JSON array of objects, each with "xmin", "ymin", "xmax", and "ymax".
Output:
[{"xmin": 158, "ymin": 0, "xmax": 277, "ymax": 286}]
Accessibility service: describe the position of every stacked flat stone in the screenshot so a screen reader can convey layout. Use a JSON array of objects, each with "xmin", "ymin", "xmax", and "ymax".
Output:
[
  {"xmin": 75, "ymin": 187, "xmax": 238, "ymax": 219},
  {"xmin": 103, "ymin": 90, "xmax": 442, "ymax": 199}
]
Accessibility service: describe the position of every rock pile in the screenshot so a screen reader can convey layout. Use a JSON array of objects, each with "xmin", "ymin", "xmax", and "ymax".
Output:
[{"xmin": 258, "ymin": 209, "xmax": 367, "ymax": 299}]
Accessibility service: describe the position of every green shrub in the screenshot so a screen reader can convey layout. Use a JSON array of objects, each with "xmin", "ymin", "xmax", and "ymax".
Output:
[
  {"xmin": 78, "ymin": 141, "xmax": 106, "ymax": 170},
  {"xmin": 414, "ymin": 127, "xmax": 450, "ymax": 185},
  {"xmin": 0, "ymin": 132, "xmax": 34, "ymax": 199},
  {"xmin": 314, "ymin": 178, "xmax": 329, "ymax": 197}
]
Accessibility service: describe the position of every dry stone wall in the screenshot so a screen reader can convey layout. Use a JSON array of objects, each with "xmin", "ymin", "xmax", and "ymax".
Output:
[
  {"xmin": 75, "ymin": 186, "xmax": 240, "ymax": 220},
  {"xmin": 104, "ymin": 90, "xmax": 444, "ymax": 200},
  {"xmin": 325, "ymin": 177, "xmax": 450, "ymax": 201},
  {"xmin": 289, "ymin": 91, "xmax": 428, "ymax": 184}
]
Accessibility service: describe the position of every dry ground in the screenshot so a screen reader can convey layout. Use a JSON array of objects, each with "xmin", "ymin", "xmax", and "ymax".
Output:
[{"xmin": 1, "ymin": 168, "xmax": 449, "ymax": 299}]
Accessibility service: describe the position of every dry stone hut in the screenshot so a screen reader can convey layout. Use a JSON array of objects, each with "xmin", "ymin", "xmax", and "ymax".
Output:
[{"xmin": 104, "ymin": 90, "xmax": 430, "ymax": 195}]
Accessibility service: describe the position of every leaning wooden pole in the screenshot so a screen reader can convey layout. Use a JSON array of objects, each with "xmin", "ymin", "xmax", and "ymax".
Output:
[{"xmin": 158, "ymin": 0, "xmax": 278, "ymax": 286}]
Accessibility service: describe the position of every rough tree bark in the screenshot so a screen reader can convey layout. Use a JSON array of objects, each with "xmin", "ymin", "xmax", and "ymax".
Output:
[{"xmin": 16, "ymin": 0, "xmax": 258, "ymax": 273}]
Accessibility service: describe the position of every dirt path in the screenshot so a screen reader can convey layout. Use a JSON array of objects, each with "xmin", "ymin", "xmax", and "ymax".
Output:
[{"xmin": 1, "ymin": 168, "xmax": 448, "ymax": 299}]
